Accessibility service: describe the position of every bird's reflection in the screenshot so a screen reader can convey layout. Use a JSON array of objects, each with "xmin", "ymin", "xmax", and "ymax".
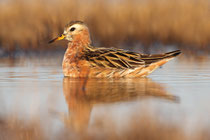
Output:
[{"xmin": 62, "ymin": 77, "xmax": 179, "ymax": 131}]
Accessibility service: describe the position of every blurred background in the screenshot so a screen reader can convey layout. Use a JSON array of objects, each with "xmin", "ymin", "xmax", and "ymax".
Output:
[
  {"xmin": 0, "ymin": 0, "xmax": 210, "ymax": 140},
  {"xmin": 0, "ymin": 0, "xmax": 210, "ymax": 57}
]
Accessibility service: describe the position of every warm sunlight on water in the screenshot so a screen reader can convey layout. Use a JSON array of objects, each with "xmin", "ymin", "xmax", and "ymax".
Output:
[{"xmin": 0, "ymin": 57, "xmax": 210, "ymax": 139}]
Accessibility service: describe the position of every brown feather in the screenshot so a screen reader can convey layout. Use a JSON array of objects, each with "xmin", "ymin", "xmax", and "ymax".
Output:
[
  {"xmin": 140, "ymin": 50, "xmax": 181, "ymax": 65},
  {"xmin": 84, "ymin": 47, "xmax": 145, "ymax": 69},
  {"xmin": 84, "ymin": 47, "xmax": 180, "ymax": 70}
]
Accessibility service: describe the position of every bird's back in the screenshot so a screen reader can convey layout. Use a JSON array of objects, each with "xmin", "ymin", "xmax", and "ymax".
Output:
[{"xmin": 75, "ymin": 46, "xmax": 181, "ymax": 78}]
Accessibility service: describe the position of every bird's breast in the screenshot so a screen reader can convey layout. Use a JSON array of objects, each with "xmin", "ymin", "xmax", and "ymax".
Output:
[{"xmin": 62, "ymin": 50, "xmax": 91, "ymax": 77}]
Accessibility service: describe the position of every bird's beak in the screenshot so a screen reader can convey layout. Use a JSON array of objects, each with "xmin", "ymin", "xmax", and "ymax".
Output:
[{"xmin": 48, "ymin": 34, "xmax": 66, "ymax": 44}]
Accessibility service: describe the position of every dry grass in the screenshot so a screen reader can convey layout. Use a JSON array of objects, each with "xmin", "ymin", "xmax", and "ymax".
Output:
[
  {"xmin": 0, "ymin": 0, "xmax": 210, "ymax": 55},
  {"xmin": 0, "ymin": 113, "xmax": 209, "ymax": 140}
]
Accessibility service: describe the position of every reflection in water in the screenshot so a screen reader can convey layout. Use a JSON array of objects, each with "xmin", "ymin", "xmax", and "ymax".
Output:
[{"xmin": 62, "ymin": 77, "xmax": 179, "ymax": 131}]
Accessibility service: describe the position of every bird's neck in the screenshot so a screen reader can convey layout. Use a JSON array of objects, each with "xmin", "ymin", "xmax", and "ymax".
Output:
[
  {"xmin": 62, "ymin": 38, "xmax": 90, "ymax": 65},
  {"xmin": 62, "ymin": 30, "xmax": 92, "ymax": 71},
  {"xmin": 73, "ymin": 30, "xmax": 91, "ymax": 46}
]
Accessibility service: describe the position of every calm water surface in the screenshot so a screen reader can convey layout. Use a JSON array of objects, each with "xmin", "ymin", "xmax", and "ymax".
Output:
[{"xmin": 0, "ymin": 57, "xmax": 210, "ymax": 138}]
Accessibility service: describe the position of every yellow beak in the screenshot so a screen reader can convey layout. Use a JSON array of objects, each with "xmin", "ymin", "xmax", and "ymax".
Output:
[{"xmin": 48, "ymin": 34, "xmax": 66, "ymax": 44}]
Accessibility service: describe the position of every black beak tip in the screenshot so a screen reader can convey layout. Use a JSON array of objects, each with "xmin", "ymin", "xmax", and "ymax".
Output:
[{"xmin": 48, "ymin": 39, "xmax": 55, "ymax": 44}]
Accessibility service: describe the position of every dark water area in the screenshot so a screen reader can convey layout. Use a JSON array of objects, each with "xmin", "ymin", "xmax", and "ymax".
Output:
[{"xmin": 0, "ymin": 56, "xmax": 210, "ymax": 139}]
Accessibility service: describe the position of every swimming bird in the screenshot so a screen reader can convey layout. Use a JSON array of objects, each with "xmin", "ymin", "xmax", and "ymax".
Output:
[{"xmin": 49, "ymin": 21, "xmax": 181, "ymax": 78}]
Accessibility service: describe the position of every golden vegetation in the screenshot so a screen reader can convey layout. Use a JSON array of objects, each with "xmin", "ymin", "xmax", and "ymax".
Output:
[
  {"xmin": 0, "ymin": 0, "xmax": 210, "ymax": 55},
  {"xmin": 0, "ymin": 113, "xmax": 209, "ymax": 140}
]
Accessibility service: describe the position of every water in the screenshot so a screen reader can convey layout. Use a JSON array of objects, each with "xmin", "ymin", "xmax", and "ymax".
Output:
[{"xmin": 0, "ymin": 57, "xmax": 210, "ymax": 139}]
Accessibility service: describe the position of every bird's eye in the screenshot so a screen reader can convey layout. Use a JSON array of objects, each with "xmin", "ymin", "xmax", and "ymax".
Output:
[{"xmin": 70, "ymin": 27, "xmax": 76, "ymax": 32}]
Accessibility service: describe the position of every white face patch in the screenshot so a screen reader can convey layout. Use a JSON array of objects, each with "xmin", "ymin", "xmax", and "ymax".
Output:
[
  {"xmin": 63, "ymin": 30, "xmax": 67, "ymax": 34},
  {"xmin": 63, "ymin": 23, "xmax": 89, "ymax": 41},
  {"xmin": 67, "ymin": 24, "xmax": 84, "ymax": 33}
]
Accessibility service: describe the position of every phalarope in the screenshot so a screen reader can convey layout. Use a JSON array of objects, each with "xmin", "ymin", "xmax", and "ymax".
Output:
[{"xmin": 49, "ymin": 21, "xmax": 181, "ymax": 78}]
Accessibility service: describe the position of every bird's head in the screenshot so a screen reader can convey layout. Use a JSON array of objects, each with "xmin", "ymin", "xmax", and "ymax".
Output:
[{"xmin": 49, "ymin": 21, "xmax": 91, "ymax": 44}]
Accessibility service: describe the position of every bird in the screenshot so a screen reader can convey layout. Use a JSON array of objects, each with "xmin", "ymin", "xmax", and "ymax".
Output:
[{"xmin": 49, "ymin": 21, "xmax": 181, "ymax": 78}]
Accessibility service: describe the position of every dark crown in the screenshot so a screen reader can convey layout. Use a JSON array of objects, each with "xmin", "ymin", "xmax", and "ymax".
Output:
[{"xmin": 65, "ymin": 21, "xmax": 85, "ymax": 28}]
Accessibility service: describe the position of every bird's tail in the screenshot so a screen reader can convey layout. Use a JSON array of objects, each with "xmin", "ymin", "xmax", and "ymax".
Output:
[
  {"xmin": 140, "ymin": 50, "xmax": 181, "ymax": 65},
  {"xmin": 131, "ymin": 50, "xmax": 181, "ymax": 77}
]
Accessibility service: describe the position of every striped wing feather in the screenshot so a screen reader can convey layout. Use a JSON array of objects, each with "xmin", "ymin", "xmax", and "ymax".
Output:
[
  {"xmin": 84, "ymin": 47, "xmax": 181, "ymax": 70},
  {"xmin": 140, "ymin": 50, "xmax": 181, "ymax": 65},
  {"xmin": 84, "ymin": 47, "xmax": 145, "ymax": 69}
]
